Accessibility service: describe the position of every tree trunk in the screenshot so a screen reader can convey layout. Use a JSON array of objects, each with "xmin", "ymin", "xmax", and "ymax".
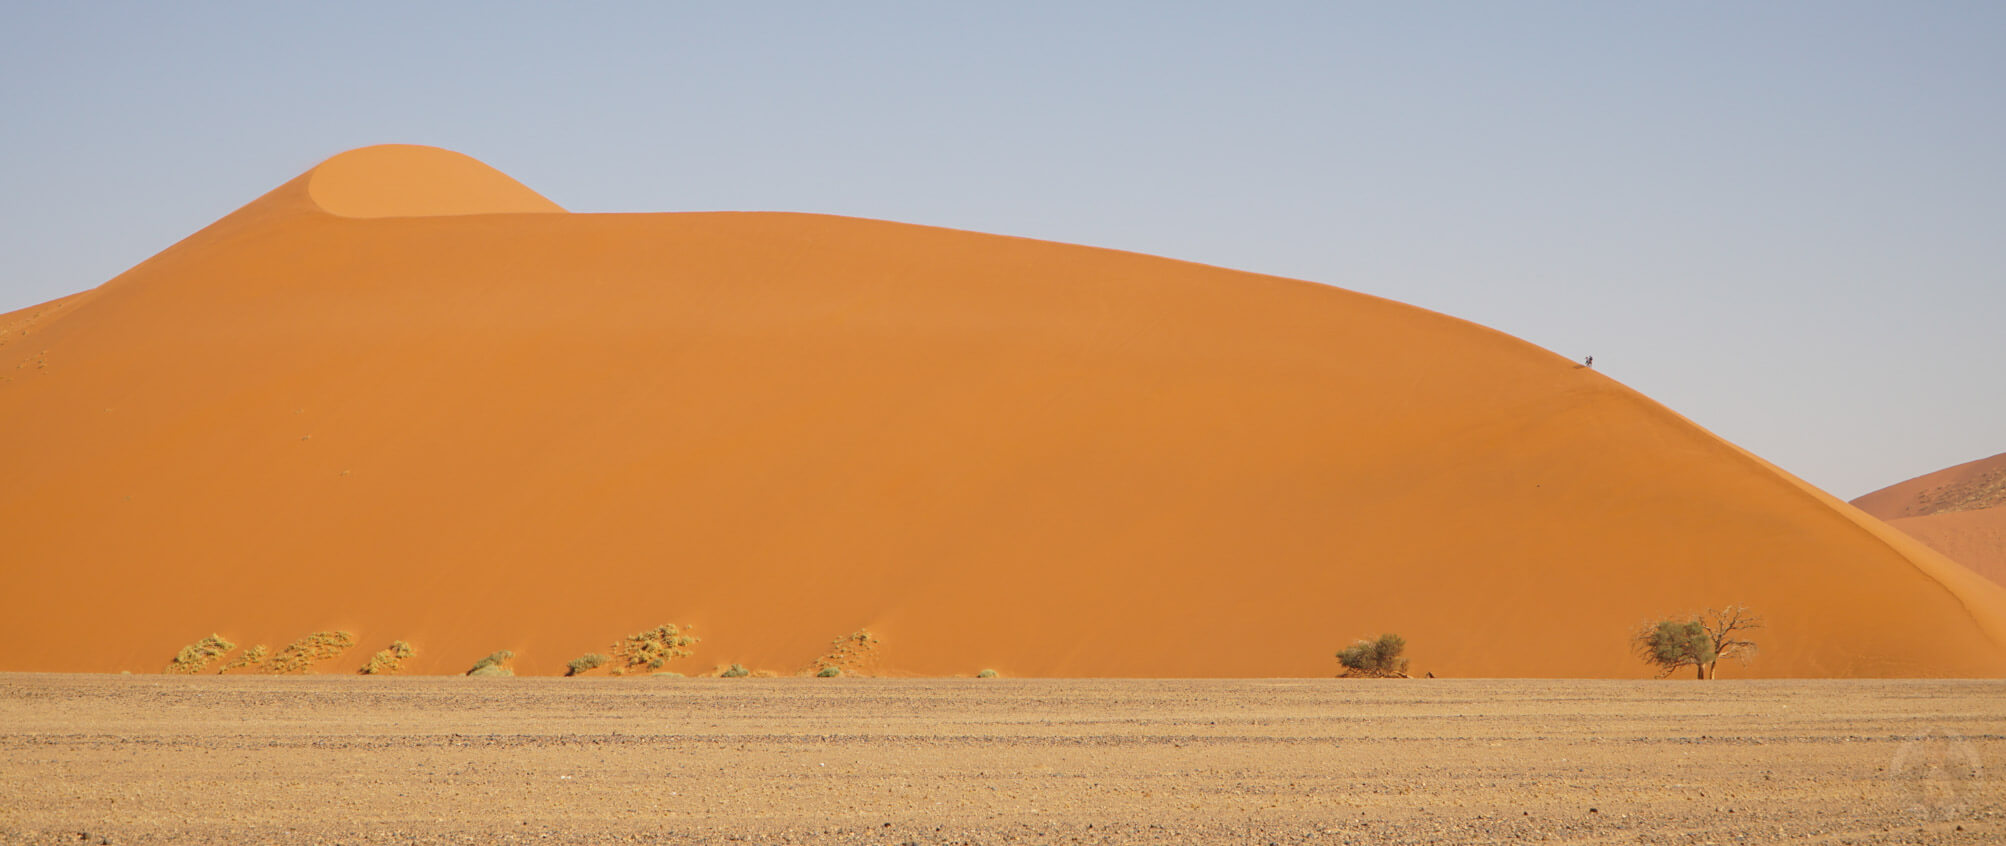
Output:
[{"xmin": 1695, "ymin": 663, "xmax": 1707, "ymax": 680}]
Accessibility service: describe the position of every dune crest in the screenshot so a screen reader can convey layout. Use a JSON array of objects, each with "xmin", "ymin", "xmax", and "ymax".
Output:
[
  {"xmin": 2, "ymin": 147, "xmax": 2004, "ymax": 678},
  {"xmin": 304, "ymin": 144, "xmax": 565, "ymax": 218}
]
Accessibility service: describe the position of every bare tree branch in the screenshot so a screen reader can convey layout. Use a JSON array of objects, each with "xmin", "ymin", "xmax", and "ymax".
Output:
[{"xmin": 1701, "ymin": 605, "xmax": 1764, "ymax": 679}]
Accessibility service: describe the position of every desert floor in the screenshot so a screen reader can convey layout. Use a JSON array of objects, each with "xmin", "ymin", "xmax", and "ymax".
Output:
[{"xmin": 0, "ymin": 675, "xmax": 1998, "ymax": 844}]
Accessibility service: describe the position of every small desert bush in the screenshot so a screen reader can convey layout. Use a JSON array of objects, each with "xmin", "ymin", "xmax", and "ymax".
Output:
[
  {"xmin": 613, "ymin": 624, "xmax": 699, "ymax": 673},
  {"xmin": 264, "ymin": 630, "xmax": 357, "ymax": 675},
  {"xmin": 718, "ymin": 663, "xmax": 750, "ymax": 678},
  {"xmin": 653, "ymin": 671, "xmax": 684, "ymax": 678},
  {"xmin": 1336, "ymin": 633, "xmax": 1410, "ymax": 678},
  {"xmin": 566, "ymin": 653, "xmax": 609, "ymax": 677},
  {"xmin": 466, "ymin": 650, "xmax": 514, "ymax": 677},
  {"xmin": 976, "ymin": 669, "xmax": 999, "ymax": 679},
  {"xmin": 219, "ymin": 644, "xmax": 269, "ymax": 674},
  {"xmin": 816, "ymin": 665, "xmax": 842, "ymax": 678},
  {"xmin": 806, "ymin": 628, "xmax": 881, "ymax": 677},
  {"xmin": 165, "ymin": 634, "xmax": 236, "ymax": 674},
  {"xmin": 358, "ymin": 640, "xmax": 415, "ymax": 675}
]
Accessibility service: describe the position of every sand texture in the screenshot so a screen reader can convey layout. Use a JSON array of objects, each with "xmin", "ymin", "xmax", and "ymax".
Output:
[
  {"xmin": 3, "ymin": 145, "xmax": 2005, "ymax": 678},
  {"xmin": 1854, "ymin": 453, "xmax": 2006, "ymax": 588},
  {"xmin": 0, "ymin": 675, "xmax": 1999, "ymax": 844}
]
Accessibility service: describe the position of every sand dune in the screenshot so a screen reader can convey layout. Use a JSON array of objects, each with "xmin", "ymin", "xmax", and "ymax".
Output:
[
  {"xmin": 1853, "ymin": 452, "xmax": 2006, "ymax": 519},
  {"xmin": 1853, "ymin": 452, "xmax": 2006, "ymax": 588},
  {"xmin": 3, "ymin": 145, "xmax": 2003, "ymax": 677}
]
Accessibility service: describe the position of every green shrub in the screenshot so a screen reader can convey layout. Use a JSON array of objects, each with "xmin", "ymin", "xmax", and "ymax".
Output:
[
  {"xmin": 976, "ymin": 669, "xmax": 999, "ymax": 679},
  {"xmin": 466, "ymin": 650, "xmax": 514, "ymax": 676},
  {"xmin": 219, "ymin": 644, "xmax": 269, "ymax": 674},
  {"xmin": 719, "ymin": 663, "xmax": 750, "ymax": 678},
  {"xmin": 165, "ymin": 634, "xmax": 236, "ymax": 674},
  {"xmin": 613, "ymin": 624, "xmax": 699, "ymax": 672},
  {"xmin": 358, "ymin": 640, "xmax": 415, "ymax": 675},
  {"xmin": 816, "ymin": 665, "xmax": 842, "ymax": 678},
  {"xmin": 266, "ymin": 631, "xmax": 358, "ymax": 675},
  {"xmin": 1336, "ymin": 633, "xmax": 1410, "ymax": 678},
  {"xmin": 807, "ymin": 629, "xmax": 881, "ymax": 677},
  {"xmin": 565, "ymin": 653, "xmax": 609, "ymax": 677}
]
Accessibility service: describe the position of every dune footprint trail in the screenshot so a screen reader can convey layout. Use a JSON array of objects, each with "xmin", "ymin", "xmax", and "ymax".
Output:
[{"xmin": 3, "ymin": 145, "xmax": 2004, "ymax": 678}]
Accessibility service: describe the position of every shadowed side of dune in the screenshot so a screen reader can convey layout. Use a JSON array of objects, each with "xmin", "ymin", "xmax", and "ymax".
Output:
[
  {"xmin": 1, "ymin": 146, "xmax": 2003, "ymax": 678},
  {"xmin": 1854, "ymin": 453, "xmax": 2006, "ymax": 589},
  {"xmin": 1884, "ymin": 510, "xmax": 2006, "ymax": 588}
]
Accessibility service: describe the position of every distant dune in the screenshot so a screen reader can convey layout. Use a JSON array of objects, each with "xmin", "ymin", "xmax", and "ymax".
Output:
[
  {"xmin": 1852, "ymin": 452, "xmax": 2006, "ymax": 589},
  {"xmin": 3, "ymin": 145, "xmax": 2004, "ymax": 677}
]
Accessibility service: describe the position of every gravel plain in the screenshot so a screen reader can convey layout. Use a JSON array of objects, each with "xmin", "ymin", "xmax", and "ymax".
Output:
[{"xmin": 0, "ymin": 675, "xmax": 1999, "ymax": 844}]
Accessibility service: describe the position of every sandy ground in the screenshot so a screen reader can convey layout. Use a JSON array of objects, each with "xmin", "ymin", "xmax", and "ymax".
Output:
[{"xmin": 0, "ymin": 675, "xmax": 1998, "ymax": 844}]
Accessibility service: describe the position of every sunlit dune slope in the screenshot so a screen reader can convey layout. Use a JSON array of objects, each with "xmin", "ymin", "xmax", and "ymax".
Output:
[
  {"xmin": 4, "ymin": 145, "xmax": 2004, "ymax": 678},
  {"xmin": 1853, "ymin": 453, "xmax": 2006, "ymax": 588},
  {"xmin": 1853, "ymin": 452, "xmax": 2006, "ymax": 519}
]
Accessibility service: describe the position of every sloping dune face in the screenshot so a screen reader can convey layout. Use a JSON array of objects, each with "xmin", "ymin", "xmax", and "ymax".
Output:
[
  {"xmin": 4, "ymin": 146, "xmax": 2005, "ymax": 678},
  {"xmin": 1853, "ymin": 453, "xmax": 2006, "ymax": 588}
]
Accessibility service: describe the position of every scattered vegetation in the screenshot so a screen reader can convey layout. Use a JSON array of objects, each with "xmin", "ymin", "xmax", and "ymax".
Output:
[
  {"xmin": 165, "ymin": 634, "xmax": 236, "ymax": 674},
  {"xmin": 265, "ymin": 630, "xmax": 358, "ymax": 674},
  {"xmin": 718, "ymin": 663, "xmax": 751, "ymax": 678},
  {"xmin": 816, "ymin": 665, "xmax": 842, "ymax": 678},
  {"xmin": 806, "ymin": 629, "xmax": 881, "ymax": 677},
  {"xmin": 612, "ymin": 624, "xmax": 699, "ymax": 673},
  {"xmin": 466, "ymin": 650, "xmax": 515, "ymax": 677},
  {"xmin": 218, "ymin": 644, "xmax": 269, "ymax": 674},
  {"xmin": 1635, "ymin": 605, "xmax": 1762, "ymax": 679},
  {"xmin": 1336, "ymin": 633, "xmax": 1411, "ymax": 678},
  {"xmin": 976, "ymin": 669, "xmax": 1000, "ymax": 679},
  {"xmin": 358, "ymin": 641, "xmax": 415, "ymax": 675},
  {"xmin": 565, "ymin": 653, "xmax": 609, "ymax": 677}
]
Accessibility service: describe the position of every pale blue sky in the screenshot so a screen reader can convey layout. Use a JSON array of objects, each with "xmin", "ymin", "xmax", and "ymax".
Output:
[{"xmin": 3, "ymin": 3, "xmax": 2000, "ymax": 498}]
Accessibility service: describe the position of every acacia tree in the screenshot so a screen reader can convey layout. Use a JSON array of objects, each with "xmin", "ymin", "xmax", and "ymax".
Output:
[{"xmin": 1635, "ymin": 606, "xmax": 1762, "ymax": 679}]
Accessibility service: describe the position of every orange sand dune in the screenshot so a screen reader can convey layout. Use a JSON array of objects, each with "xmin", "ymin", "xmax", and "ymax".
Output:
[
  {"xmin": 1852, "ymin": 452, "xmax": 2006, "ymax": 519},
  {"xmin": 4, "ymin": 145, "xmax": 2005, "ymax": 678},
  {"xmin": 1852, "ymin": 452, "xmax": 2006, "ymax": 588}
]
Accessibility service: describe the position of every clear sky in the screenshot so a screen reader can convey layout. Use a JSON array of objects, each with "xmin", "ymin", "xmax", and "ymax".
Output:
[{"xmin": 3, "ymin": 3, "xmax": 2000, "ymax": 499}]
